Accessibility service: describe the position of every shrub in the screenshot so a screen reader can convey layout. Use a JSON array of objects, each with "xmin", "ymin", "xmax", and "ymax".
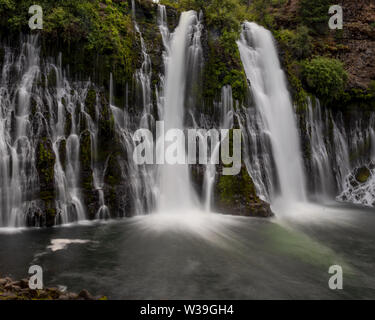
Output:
[
  {"xmin": 276, "ymin": 26, "xmax": 312, "ymax": 59},
  {"xmin": 302, "ymin": 57, "xmax": 348, "ymax": 103},
  {"xmin": 299, "ymin": 0, "xmax": 331, "ymax": 34}
]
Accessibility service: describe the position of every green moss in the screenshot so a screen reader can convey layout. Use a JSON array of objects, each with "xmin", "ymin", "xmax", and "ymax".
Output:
[
  {"xmin": 218, "ymin": 165, "xmax": 258, "ymax": 206},
  {"xmin": 356, "ymin": 167, "xmax": 370, "ymax": 184},
  {"xmin": 1, "ymin": 1, "xmax": 138, "ymax": 87},
  {"xmin": 104, "ymin": 153, "xmax": 122, "ymax": 186},
  {"xmin": 36, "ymin": 138, "xmax": 57, "ymax": 226},
  {"xmin": 85, "ymin": 88, "xmax": 97, "ymax": 120},
  {"xmin": 203, "ymin": 36, "xmax": 247, "ymax": 104},
  {"xmin": 162, "ymin": 0, "xmax": 249, "ymax": 103},
  {"xmin": 37, "ymin": 138, "xmax": 55, "ymax": 185},
  {"xmin": 80, "ymin": 130, "xmax": 92, "ymax": 171}
]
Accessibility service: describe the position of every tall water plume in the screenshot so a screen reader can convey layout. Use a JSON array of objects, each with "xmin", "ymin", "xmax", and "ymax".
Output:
[
  {"xmin": 157, "ymin": 10, "xmax": 202, "ymax": 213},
  {"xmin": 236, "ymin": 22, "xmax": 307, "ymax": 205}
]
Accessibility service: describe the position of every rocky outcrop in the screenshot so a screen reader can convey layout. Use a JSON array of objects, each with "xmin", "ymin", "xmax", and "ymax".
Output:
[
  {"xmin": 337, "ymin": 0, "xmax": 375, "ymax": 89},
  {"xmin": 0, "ymin": 277, "xmax": 103, "ymax": 300},
  {"xmin": 215, "ymin": 164, "xmax": 274, "ymax": 218}
]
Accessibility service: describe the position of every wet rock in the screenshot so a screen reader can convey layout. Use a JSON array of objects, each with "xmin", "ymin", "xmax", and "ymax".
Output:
[
  {"xmin": 78, "ymin": 289, "xmax": 94, "ymax": 300},
  {"xmin": 0, "ymin": 277, "xmax": 100, "ymax": 300},
  {"xmin": 215, "ymin": 164, "xmax": 274, "ymax": 218},
  {"xmin": 20, "ymin": 279, "xmax": 29, "ymax": 289},
  {"xmin": 355, "ymin": 167, "xmax": 371, "ymax": 183}
]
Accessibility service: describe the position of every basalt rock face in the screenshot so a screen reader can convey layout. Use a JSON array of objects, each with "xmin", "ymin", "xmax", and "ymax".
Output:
[{"xmin": 338, "ymin": 0, "xmax": 375, "ymax": 89}]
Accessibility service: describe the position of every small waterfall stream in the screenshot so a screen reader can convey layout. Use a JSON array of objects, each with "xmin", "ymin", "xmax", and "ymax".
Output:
[{"xmin": 49, "ymin": 58, "xmax": 87, "ymax": 224}]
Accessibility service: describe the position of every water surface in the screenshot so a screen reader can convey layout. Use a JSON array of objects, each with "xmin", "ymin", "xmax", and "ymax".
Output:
[{"xmin": 0, "ymin": 202, "xmax": 374, "ymax": 299}]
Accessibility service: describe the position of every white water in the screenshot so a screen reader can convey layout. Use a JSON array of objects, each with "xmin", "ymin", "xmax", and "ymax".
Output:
[
  {"xmin": 203, "ymin": 86, "xmax": 233, "ymax": 212},
  {"xmin": 1, "ymin": 12, "xmax": 374, "ymax": 230},
  {"xmin": 45, "ymin": 55, "xmax": 87, "ymax": 224},
  {"xmin": 157, "ymin": 10, "xmax": 200, "ymax": 213},
  {"xmin": 0, "ymin": 35, "xmax": 40, "ymax": 227},
  {"xmin": 237, "ymin": 22, "xmax": 307, "ymax": 206}
]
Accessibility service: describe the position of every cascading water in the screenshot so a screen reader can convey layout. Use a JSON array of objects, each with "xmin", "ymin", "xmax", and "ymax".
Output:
[
  {"xmin": 0, "ymin": 35, "xmax": 90, "ymax": 227},
  {"xmin": 157, "ymin": 10, "xmax": 201, "ymax": 213},
  {"xmin": 1, "ymin": 7, "xmax": 374, "ymax": 231},
  {"xmin": 0, "ymin": 35, "xmax": 40, "ymax": 227},
  {"xmin": 203, "ymin": 86, "xmax": 234, "ymax": 212},
  {"xmin": 236, "ymin": 22, "xmax": 307, "ymax": 206},
  {"xmin": 108, "ymin": 4, "xmax": 157, "ymax": 217},
  {"xmin": 304, "ymin": 98, "xmax": 339, "ymax": 198},
  {"xmin": 336, "ymin": 113, "xmax": 375, "ymax": 207},
  {"xmin": 47, "ymin": 57, "xmax": 87, "ymax": 224}
]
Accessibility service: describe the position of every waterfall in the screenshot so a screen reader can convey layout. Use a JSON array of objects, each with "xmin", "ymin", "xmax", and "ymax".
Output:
[
  {"xmin": 108, "ymin": 7, "xmax": 158, "ymax": 217},
  {"xmin": 235, "ymin": 104, "xmax": 274, "ymax": 202},
  {"xmin": 0, "ymin": 35, "xmax": 40, "ymax": 227},
  {"xmin": 157, "ymin": 10, "xmax": 201, "ymax": 213},
  {"xmin": 236, "ymin": 22, "xmax": 306, "ymax": 205},
  {"xmin": 45, "ymin": 55, "xmax": 87, "ymax": 224},
  {"xmin": 203, "ymin": 86, "xmax": 233, "ymax": 212},
  {"xmin": 336, "ymin": 114, "xmax": 375, "ymax": 207},
  {"xmin": 304, "ymin": 98, "xmax": 336, "ymax": 198},
  {"xmin": 0, "ymin": 35, "xmax": 90, "ymax": 227}
]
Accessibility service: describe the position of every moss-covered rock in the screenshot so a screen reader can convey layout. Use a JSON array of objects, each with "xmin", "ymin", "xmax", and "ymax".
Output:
[
  {"xmin": 355, "ymin": 167, "xmax": 371, "ymax": 184},
  {"xmin": 36, "ymin": 138, "xmax": 56, "ymax": 226},
  {"xmin": 85, "ymin": 88, "xmax": 97, "ymax": 120},
  {"xmin": 216, "ymin": 164, "xmax": 274, "ymax": 218},
  {"xmin": 79, "ymin": 130, "xmax": 99, "ymax": 219}
]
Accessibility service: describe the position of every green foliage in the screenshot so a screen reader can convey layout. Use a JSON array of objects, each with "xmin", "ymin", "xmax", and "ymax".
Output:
[
  {"xmin": 161, "ymin": 0, "xmax": 249, "ymax": 102},
  {"xmin": 302, "ymin": 57, "xmax": 348, "ymax": 103},
  {"xmin": 276, "ymin": 26, "xmax": 312, "ymax": 59},
  {"xmin": 204, "ymin": 0, "xmax": 246, "ymax": 32},
  {"xmin": 203, "ymin": 36, "xmax": 247, "ymax": 103},
  {"xmin": 299, "ymin": 0, "xmax": 330, "ymax": 34},
  {"xmin": 1, "ymin": 0, "xmax": 136, "ymax": 85},
  {"xmin": 0, "ymin": 0, "xmax": 15, "ymax": 11},
  {"xmin": 86, "ymin": 2, "xmax": 135, "ymax": 74}
]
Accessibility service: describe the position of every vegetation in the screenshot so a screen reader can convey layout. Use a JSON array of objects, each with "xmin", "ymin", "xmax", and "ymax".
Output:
[
  {"xmin": 276, "ymin": 26, "xmax": 312, "ymax": 60},
  {"xmin": 302, "ymin": 57, "xmax": 348, "ymax": 104},
  {"xmin": 299, "ymin": 0, "xmax": 331, "ymax": 34},
  {"xmin": 162, "ymin": 0, "xmax": 250, "ymax": 102},
  {"xmin": 303, "ymin": 57, "xmax": 348, "ymax": 103},
  {"xmin": 218, "ymin": 165, "xmax": 259, "ymax": 206},
  {"xmin": 0, "ymin": 0, "xmax": 137, "ymax": 86}
]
